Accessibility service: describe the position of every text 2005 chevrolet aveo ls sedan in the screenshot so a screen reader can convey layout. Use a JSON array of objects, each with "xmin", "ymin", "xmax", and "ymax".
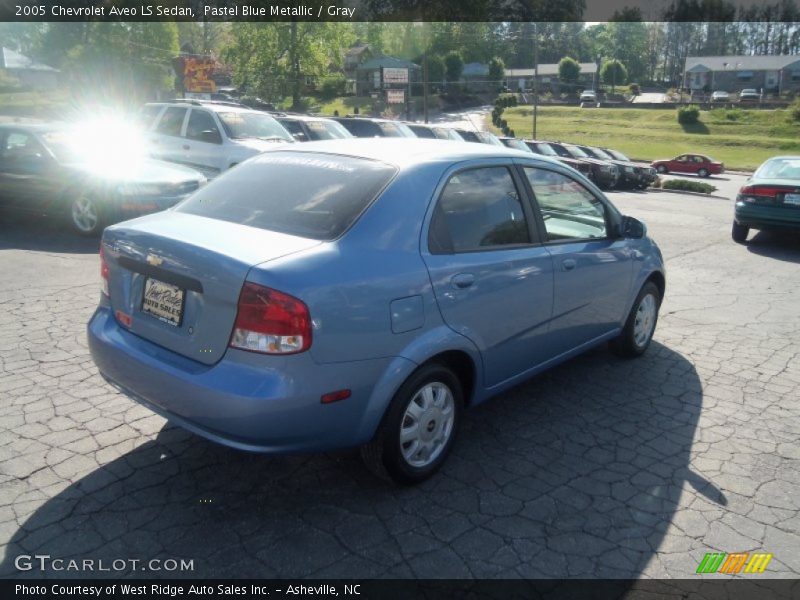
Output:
[{"xmin": 88, "ymin": 139, "xmax": 666, "ymax": 484}]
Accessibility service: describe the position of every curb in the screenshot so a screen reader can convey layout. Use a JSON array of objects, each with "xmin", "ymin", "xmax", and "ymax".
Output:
[{"xmin": 647, "ymin": 188, "xmax": 730, "ymax": 200}]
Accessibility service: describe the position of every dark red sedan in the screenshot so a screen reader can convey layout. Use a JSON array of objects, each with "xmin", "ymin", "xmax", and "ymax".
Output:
[{"xmin": 651, "ymin": 154, "xmax": 724, "ymax": 178}]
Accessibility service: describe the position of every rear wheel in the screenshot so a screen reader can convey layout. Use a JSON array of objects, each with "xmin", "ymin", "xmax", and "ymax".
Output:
[
  {"xmin": 361, "ymin": 363, "xmax": 463, "ymax": 485},
  {"xmin": 731, "ymin": 220, "xmax": 749, "ymax": 243},
  {"xmin": 698, "ymin": 168, "xmax": 710, "ymax": 178},
  {"xmin": 656, "ymin": 165, "xmax": 667, "ymax": 174},
  {"xmin": 69, "ymin": 192, "xmax": 103, "ymax": 236},
  {"xmin": 612, "ymin": 281, "xmax": 661, "ymax": 358}
]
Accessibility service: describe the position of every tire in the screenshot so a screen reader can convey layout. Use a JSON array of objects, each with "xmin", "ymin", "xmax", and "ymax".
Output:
[
  {"xmin": 361, "ymin": 363, "xmax": 463, "ymax": 485},
  {"xmin": 611, "ymin": 281, "xmax": 661, "ymax": 358},
  {"xmin": 656, "ymin": 165, "xmax": 667, "ymax": 174},
  {"xmin": 698, "ymin": 168, "xmax": 709, "ymax": 178},
  {"xmin": 68, "ymin": 192, "xmax": 103, "ymax": 236},
  {"xmin": 731, "ymin": 220, "xmax": 749, "ymax": 243}
]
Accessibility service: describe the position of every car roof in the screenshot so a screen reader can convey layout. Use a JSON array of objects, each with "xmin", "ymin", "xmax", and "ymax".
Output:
[
  {"xmin": 261, "ymin": 138, "xmax": 557, "ymax": 169},
  {"xmin": 276, "ymin": 114, "xmax": 340, "ymax": 123},
  {"xmin": 145, "ymin": 101, "xmax": 261, "ymax": 114},
  {"xmin": 0, "ymin": 122, "xmax": 63, "ymax": 134}
]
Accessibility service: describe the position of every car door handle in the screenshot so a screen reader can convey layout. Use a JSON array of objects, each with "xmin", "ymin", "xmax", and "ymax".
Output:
[
  {"xmin": 450, "ymin": 273, "xmax": 475, "ymax": 289},
  {"xmin": 562, "ymin": 259, "xmax": 577, "ymax": 271}
]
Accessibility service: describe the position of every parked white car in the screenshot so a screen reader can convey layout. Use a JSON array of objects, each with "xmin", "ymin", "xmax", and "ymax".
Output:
[
  {"xmin": 711, "ymin": 90, "xmax": 730, "ymax": 102},
  {"xmin": 580, "ymin": 90, "xmax": 598, "ymax": 102},
  {"xmin": 739, "ymin": 89, "xmax": 761, "ymax": 102},
  {"xmin": 140, "ymin": 101, "xmax": 294, "ymax": 178}
]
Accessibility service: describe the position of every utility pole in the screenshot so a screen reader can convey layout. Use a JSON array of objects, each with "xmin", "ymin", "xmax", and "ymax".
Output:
[
  {"xmin": 423, "ymin": 52, "xmax": 429, "ymax": 123},
  {"xmin": 532, "ymin": 23, "xmax": 538, "ymax": 140}
]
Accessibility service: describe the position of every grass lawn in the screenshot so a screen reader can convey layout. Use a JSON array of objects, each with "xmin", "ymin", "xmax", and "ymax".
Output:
[
  {"xmin": 492, "ymin": 106, "xmax": 800, "ymax": 171},
  {"xmin": 317, "ymin": 96, "xmax": 377, "ymax": 116}
]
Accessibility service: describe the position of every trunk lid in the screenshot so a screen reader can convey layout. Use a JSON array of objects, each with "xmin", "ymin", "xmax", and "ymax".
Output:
[{"xmin": 102, "ymin": 212, "xmax": 321, "ymax": 365}]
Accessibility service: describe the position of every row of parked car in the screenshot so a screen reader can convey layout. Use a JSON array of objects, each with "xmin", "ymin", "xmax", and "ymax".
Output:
[
  {"xmin": 0, "ymin": 97, "xmax": 655, "ymax": 236},
  {"xmin": 142, "ymin": 99, "xmax": 658, "ymax": 190}
]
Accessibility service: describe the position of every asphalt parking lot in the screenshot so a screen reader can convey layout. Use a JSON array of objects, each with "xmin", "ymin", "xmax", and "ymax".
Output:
[{"xmin": 1, "ymin": 176, "xmax": 799, "ymax": 579}]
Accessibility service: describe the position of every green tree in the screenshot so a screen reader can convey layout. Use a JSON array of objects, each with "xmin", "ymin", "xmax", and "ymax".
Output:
[
  {"xmin": 558, "ymin": 57, "xmax": 581, "ymax": 83},
  {"xmin": 444, "ymin": 50, "xmax": 463, "ymax": 83},
  {"xmin": 224, "ymin": 23, "xmax": 354, "ymax": 108},
  {"xmin": 488, "ymin": 56, "xmax": 505, "ymax": 88},
  {"xmin": 600, "ymin": 59, "xmax": 628, "ymax": 92}
]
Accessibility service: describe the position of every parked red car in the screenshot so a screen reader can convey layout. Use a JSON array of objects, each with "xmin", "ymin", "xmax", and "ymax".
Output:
[{"xmin": 651, "ymin": 154, "xmax": 724, "ymax": 178}]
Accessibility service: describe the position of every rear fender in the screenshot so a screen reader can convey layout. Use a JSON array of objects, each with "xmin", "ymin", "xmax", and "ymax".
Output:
[{"xmin": 354, "ymin": 325, "xmax": 484, "ymax": 443}]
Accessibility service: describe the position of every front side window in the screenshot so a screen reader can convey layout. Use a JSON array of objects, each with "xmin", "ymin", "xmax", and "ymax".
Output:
[
  {"xmin": 429, "ymin": 167, "xmax": 531, "ymax": 254},
  {"xmin": 525, "ymin": 168, "xmax": 608, "ymax": 242},
  {"xmin": 155, "ymin": 107, "xmax": 187, "ymax": 137},
  {"xmin": 186, "ymin": 110, "xmax": 222, "ymax": 144},
  {"xmin": 279, "ymin": 119, "xmax": 308, "ymax": 141}
]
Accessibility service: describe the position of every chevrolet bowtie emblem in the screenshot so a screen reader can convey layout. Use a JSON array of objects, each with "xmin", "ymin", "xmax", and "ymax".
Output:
[{"xmin": 146, "ymin": 254, "xmax": 164, "ymax": 267}]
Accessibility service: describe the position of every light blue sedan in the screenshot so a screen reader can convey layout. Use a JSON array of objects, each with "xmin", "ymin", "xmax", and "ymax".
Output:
[{"xmin": 88, "ymin": 139, "xmax": 666, "ymax": 484}]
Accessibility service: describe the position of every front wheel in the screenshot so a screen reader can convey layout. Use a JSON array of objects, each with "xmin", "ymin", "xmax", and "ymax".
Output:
[
  {"xmin": 731, "ymin": 220, "xmax": 749, "ymax": 243},
  {"xmin": 698, "ymin": 168, "xmax": 709, "ymax": 178},
  {"xmin": 656, "ymin": 165, "xmax": 667, "ymax": 174},
  {"xmin": 612, "ymin": 281, "xmax": 661, "ymax": 358},
  {"xmin": 69, "ymin": 193, "xmax": 103, "ymax": 236},
  {"xmin": 361, "ymin": 363, "xmax": 463, "ymax": 485}
]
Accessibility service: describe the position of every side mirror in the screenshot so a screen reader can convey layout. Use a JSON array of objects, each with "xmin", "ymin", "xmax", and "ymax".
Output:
[{"xmin": 620, "ymin": 215, "xmax": 646, "ymax": 239}]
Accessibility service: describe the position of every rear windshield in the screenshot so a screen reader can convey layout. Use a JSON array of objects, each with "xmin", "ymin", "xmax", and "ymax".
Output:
[{"xmin": 175, "ymin": 152, "xmax": 397, "ymax": 241}]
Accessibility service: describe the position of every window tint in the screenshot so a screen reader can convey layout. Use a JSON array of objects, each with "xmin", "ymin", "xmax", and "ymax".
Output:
[
  {"xmin": 429, "ymin": 167, "xmax": 530, "ymax": 254},
  {"xmin": 339, "ymin": 119, "xmax": 377, "ymax": 137},
  {"xmin": 155, "ymin": 107, "xmax": 187, "ymax": 137},
  {"xmin": 185, "ymin": 110, "xmax": 221, "ymax": 143},
  {"xmin": 525, "ymin": 168, "xmax": 608, "ymax": 242},
  {"xmin": 176, "ymin": 152, "xmax": 397, "ymax": 241}
]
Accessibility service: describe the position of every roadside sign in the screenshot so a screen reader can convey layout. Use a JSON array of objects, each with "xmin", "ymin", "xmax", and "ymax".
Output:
[
  {"xmin": 383, "ymin": 67, "xmax": 409, "ymax": 84},
  {"xmin": 387, "ymin": 89, "xmax": 405, "ymax": 104}
]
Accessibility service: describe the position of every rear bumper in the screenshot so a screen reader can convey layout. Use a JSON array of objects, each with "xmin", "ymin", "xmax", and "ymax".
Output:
[
  {"xmin": 735, "ymin": 202, "xmax": 800, "ymax": 230},
  {"xmin": 88, "ymin": 304, "xmax": 393, "ymax": 453}
]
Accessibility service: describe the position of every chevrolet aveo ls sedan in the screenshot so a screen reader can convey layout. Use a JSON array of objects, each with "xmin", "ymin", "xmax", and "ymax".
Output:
[{"xmin": 88, "ymin": 140, "xmax": 666, "ymax": 484}]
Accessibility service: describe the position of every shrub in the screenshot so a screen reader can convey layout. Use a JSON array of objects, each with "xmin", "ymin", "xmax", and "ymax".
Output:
[
  {"xmin": 662, "ymin": 179, "xmax": 716, "ymax": 194},
  {"xmin": 677, "ymin": 105, "xmax": 700, "ymax": 125},
  {"xmin": 790, "ymin": 99, "xmax": 800, "ymax": 122},
  {"xmin": 317, "ymin": 75, "xmax": 346, "ymax": 102}
]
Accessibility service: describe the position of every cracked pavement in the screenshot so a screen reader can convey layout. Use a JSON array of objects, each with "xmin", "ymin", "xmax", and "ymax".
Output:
[{"xmin": 1, "ymin": 179, "xmax": 799, "ymax": 579}]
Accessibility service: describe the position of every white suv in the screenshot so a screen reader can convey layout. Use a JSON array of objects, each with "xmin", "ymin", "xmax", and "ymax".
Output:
[{"xmin": 140, "ymin": 101, "xmax": 294, "ymax": 178}]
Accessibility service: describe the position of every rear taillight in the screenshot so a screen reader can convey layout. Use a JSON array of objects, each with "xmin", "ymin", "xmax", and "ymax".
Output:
[
  {"xmin": 100, "ymin": 245, "xmax": 109, "ymax": 296},
  {"xmin": 738, "ymin": 185, "xmax": 786, "ymax": 203},
  {"xmin": 230, "ymin": 282, "xmax": 311, "ymax": 355}
]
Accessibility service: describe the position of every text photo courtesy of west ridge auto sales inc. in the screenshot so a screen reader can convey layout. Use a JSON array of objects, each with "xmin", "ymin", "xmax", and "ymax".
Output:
[{"xmin": 0, "ymin": 0, "xmax": 800, "ymax": 598}]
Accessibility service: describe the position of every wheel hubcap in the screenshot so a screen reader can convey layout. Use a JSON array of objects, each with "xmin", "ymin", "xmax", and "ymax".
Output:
[
  {"xmin": 633, "ymin": 293, "xmax": 657, "ymax": 348},
  {"xmin": 72, "ymin": 196, "xmax": 98, "ymax": 232},
  {"xmin": 400, "ymin": 382, "xmax": 455, "ymax": 468}
]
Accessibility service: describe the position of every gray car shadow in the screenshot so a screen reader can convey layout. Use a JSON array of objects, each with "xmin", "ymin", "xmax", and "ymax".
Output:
[{"xmin": 1, "ymin": 341, "xmax": 709, "ymax": 579}]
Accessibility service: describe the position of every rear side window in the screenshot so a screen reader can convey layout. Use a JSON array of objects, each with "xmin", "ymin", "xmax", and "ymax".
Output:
[
  {"xmin": 176, "ymin": 152, "xmax": 397, "ymax": 241},
  {"xmin": 155, "ymin": 107, "xmax": 187, "ymax": 137},
  {"xmin": 409, "ymin": 125, "xmax": 435, "ymax": 139},
  {"xmin": 339, "ymin": 120, "xmax": 378, "ymax": 137},
  {"xmin": 429, "ymin": 167, "xmax": 531, "ymax": 254}
]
